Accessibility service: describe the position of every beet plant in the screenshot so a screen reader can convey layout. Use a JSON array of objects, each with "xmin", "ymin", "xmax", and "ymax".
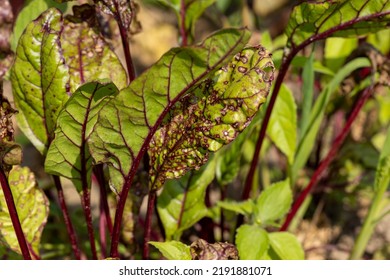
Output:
[{"xmin": 0, "ymin": 0, "xmax": 389, "ymax": 260}]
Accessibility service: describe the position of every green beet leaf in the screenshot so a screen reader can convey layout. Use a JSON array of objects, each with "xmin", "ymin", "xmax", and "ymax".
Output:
[
  {"xmin": 89, "ymin": 28, "xmax": 251, "ymax": 194},
  {"xmin": 236, "ymin": 224, "xmax": 269, "ymax": 260},
  {"xmin": 11, "ymin": 8, "xmax": 70, "ymax": 154},
  {"xmin": 0, "ymin": 166, "xmax": 49, "ymax": 257},
  {"xmin": 149, "ymin": 45, "xmax": 275, "ymax": 190},
  {"xmin": 149, "ymin": 240, "xmax": 191, "ymax": 260},
  {"xmin": 11, "ymin": 7, "xmax": 128, "ymax": 155},
  {"xmin": 61, "ymin": 13, "xmax": 128, "ymax": 91},
  {"xmin": 45, "ymin": 81, "xmax": 118, "ymax": 193},
  {"xmin": 10, "ymin": 0, "xmax": 68, "ymax": 51},
  {"xmin": 285, "ymin": 0, "xmax": 390, "ymax": 49},
  {"xmin": 157, "ymin": 159, "xmax": 215, "ymax": 240}
]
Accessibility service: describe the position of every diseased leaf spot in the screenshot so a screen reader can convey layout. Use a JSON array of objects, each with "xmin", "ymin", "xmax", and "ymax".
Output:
[{"xmin": 148, "ymin": 45, "xmax": 275, "ymax": 190}]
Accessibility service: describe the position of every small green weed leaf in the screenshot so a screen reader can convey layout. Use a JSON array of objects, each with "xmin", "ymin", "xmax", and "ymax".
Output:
[
  {"xmin": 149, "ymin": 45, "xmax": 275, "ymax": 189},
  {"xmin": 254, "ymin": 179, "xmax": 292, "ymax": 226},
  {"xmin": 268, "ymin": 232, "xmax": 304, "ymax": 260},
  {"xmin": 292, "ymin": 57, "xmax": 371, "ymax": 179},
  {"xmin": 236, "ymin": 224, "xmax": 269, "ymax": 260},
  {"xmin": 0, "ymin": 166, "xmax": 49, "ymax": 257},
  {"xmin": 149, "ymin": 240, "xmax": 191, "ymax": 260},
  {"xmin": 285, "ymin": 0, "xmax": 390, "ymax": 49},
  {"xmin": 89, "ymin": 28, "xmax": 251, "ymax": 193},
  {"xmin": 61, "ymin": 16, "xmax": 127, "ymax": 91},
  {"xmin": 11, "ymin": 0, "xmax": 68, "ymax": 51},
  {"xmin": 45, "ymin": 82, "xmax": 118, "ymax": 193},
  {"xmin": 157, "ymin": 159, "xmax": 215, "ymax": 240},
  {"xmin": 216, "ymin": 199, "xmax": 254, "ymax": 216},
  {"xmin": 266, "ymin": 83, "xmax": 297, "ymax": 165},
  {"xmin": 11, "ymin": 8, "xmax": 70, "ymax": 154}
]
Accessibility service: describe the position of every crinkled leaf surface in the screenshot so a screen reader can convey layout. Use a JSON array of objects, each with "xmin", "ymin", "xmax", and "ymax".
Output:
[
  {"xmin": 45, "ymin": 82, "xmax": 118, "ymax": 193},
  {"xmin": 11, "ymin": 8, "xmax": 70, "ymax": 154},
  {"xmin": 0, "ymin": 166, "xmax": 49, "ymax": 257},
  {"xmin": 236, "ymin": 224, "xmax": 269, "ymax": 260},
  {"xmin": 149, "ymin": 45, "xmax": 275, "ymax": 189},
  {"xmin": 254, "ymin": 179, "xmax": 292, "ymax": 226},
  {"xmin": 266, "ymin": 83, "xmax": 297, "ymax": 165},
  {"xmin": 61, "ymin": 17, "xmax": 127, "ymax": 91},
  {"xmin": 190, "ymin": 239, "xmax": 238, "ymax": 260},
  {"xmin": 149, "ymin": 240, "xmax": 191, "ymax": 260},
  {"xmin": 157, "ymin": 159, "xmax": 215, "ymax": 240},
  {"xmin": 10, "ymin": 0, "xmax": 68, "ymax": 51},
  {"xmin": 0, "ymin": 96, "xmax": 21, "ymax": 174},
  {"xmin": 95, "ymin": 0, "xmax": 141, "ymax": 34},
  {"xmin": 285, "ymin": 0, "xmax": 390, "ymax": 48},
  {"xmin": 89, "ymin": 28, "xmax": 251, "ymax": 193}
]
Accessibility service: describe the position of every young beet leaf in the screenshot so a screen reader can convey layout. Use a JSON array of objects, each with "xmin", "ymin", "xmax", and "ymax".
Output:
[{"xmin": 149, "ymin": 45, "xmax": 275, "ymax": 190}]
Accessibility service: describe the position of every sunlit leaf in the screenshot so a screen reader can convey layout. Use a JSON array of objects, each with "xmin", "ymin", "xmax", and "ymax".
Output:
[
  {"xmin": 149, "ymin": 45, "xmax": 274, "ymax": 189},
  {"xmin": 254, "ymin": 179, "xmax": 292, "ymax": 226},
  {"xmin": 11, "ymin": 8, "xmax": 70, "ymax": 154},
  {"xmin": 10, "ymin": 0, "xmax": 68, "ymax": 51},
  {"xmin": 89, "ymin": 28, "xmax": 251, "ymax": 193},
  {"xmin": 157, "ymin": 159, "xmax": 215, "ymax": 240},
  {"xmin": 45, "ymin": 82, "xmax": 118, "ymax": 193},
  {"xmin": 0, "ymin": 166, "xmax": 49, "ymax": 257},
  {"xmin": 61, "ymin": 14, "xmax": 127, "ymax": 91},
  {"xmin": 268, "ymin": 232, "xmax": 304, "ymax": 260},
  {"xmin": 236, "ymin": 224, "xmax": 269, "ymax": 260},
  {"xmin": 285, "ymin": 0, "xmax": 390, "ymax": 49},
  {"xmin": 149, "ymin": 240, "xmax": 191, "ymax": 260}
]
